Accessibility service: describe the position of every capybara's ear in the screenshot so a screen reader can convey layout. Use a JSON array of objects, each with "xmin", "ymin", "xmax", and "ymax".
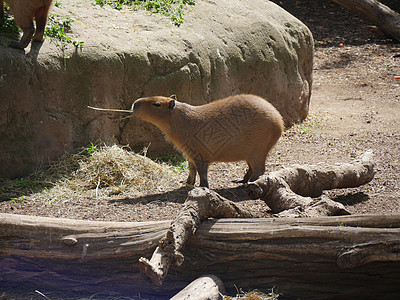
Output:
[
  {"xmin": 170, "ymin": 94, "xmax": 177, "ymax": 100},
  {"xmin": 168, "ymin": 99, "xmax": 176, "ymax": 110}
]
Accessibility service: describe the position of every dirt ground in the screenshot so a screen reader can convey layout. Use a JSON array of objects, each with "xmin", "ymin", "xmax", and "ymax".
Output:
[{"xmin": 0, "ymin": 0, "xmax": 399, "ymax": 222}]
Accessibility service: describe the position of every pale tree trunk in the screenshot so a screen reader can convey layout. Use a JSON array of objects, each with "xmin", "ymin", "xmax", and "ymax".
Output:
[{"xmin": 330, "ymin": 0, "xmax": 400, "ymax": 41}]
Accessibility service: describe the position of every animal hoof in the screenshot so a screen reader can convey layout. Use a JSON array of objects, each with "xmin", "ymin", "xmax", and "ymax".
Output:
[
  {"xmin": 8, "ymin": 40, "xmax": 25, "ymax": 49},
  {"xmin": 184, "ymin": 182, "xmax": 195, "ymax": 190}
]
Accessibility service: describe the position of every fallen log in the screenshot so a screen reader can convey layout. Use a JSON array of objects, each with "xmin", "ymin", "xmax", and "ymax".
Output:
[
  {"xmin": 140, "ymin": 151, "xmax": 374, "ymax": 286},
  {"xmin": 1, "ymin": 213, "xmax": 400, "ymax": 299},
  {"xmin": 246, "ymin": 150, "xmax": 375, "ymax": 215},
  {"xmin": 170, "ymin": 275, "xmax": 225, "ymax": 300},
  {"xmin": 139, "ymin": 188, "xmax": 259, "ymax": 286},
  {"xmin": 330, "ymin": 0, "xmax": 400, "ymax": 41}
]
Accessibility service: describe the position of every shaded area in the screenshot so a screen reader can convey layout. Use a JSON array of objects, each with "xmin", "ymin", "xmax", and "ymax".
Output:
[{"xmin": 272, "ymin": 0, "xmax": 400, "ymax": 46}]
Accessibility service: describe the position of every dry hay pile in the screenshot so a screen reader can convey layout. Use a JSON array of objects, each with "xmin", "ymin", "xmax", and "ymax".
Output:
[
  {"xmin": 14, "ymin": 145, "xmax": 182, "ymax": 202},
  {"xmin": 223, "ymin": 288, "xmax": 279, "ymax": 300},
  {"xmin": 69, "ymin": 145, "xmax": 180, "ymax": 196}
]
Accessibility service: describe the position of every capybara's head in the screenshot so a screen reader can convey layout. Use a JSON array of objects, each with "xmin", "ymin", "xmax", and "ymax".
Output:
[{"xmin": 133, "ymin": 95, "xmax": 177, "ymax": 126}]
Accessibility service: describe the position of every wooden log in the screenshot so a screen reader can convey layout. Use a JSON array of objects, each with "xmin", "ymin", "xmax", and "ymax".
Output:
[
  {"xmin": 139, "ymin": 188, "xmax": 259, "ymax": 286},
  {"xmin": 246, "ymin": 150, "xmax": 374, "ymax": 214},
  {"xmin": 170, "ymin": 275, "xmax": 225, "ymax": 300},
  {"xmin": 330, "ymin": 0, "xmax": 400, "ymax": 41},
  {"xmin": 1, "ymin": 213, "xmax": 400, "ymax": 299},
  {"xmin": 140, "ymin": 153, "xmax": 374, "ymax": 286}
]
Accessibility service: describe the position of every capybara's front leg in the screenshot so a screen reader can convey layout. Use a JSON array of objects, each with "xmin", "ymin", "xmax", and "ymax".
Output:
[{"xmin": 186, "ymin": 160, "xmax": 197, "ymax": 186}]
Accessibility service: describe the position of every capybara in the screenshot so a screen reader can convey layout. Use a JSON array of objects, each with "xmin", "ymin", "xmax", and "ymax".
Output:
[
  {"xmin": 1, "ymin": 0, "xmax": 53, "ymax": 49},
  {"xmin": 133, "ymin": 94, "xmax": 284, "ymax": 188}
]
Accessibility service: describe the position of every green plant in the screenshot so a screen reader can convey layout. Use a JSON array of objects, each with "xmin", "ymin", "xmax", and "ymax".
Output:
[
  {"xmin": 0, "ymin": 3, "xmax": 21, "ymax": 43},
  {"xmin": 45, "ymin": 13, "xmax": 84, "ymax": 69},
  {"xmin": 86, "ymin": 142, "xmax": 99, "ymax": 156},
  {"xmin": 293, "ymin": 113, "xmax": 322, "ymax": 134},
  {"xmin": 154, "ymin": 153, "xmax": 188, "ymax": 170},
  {"xmin": 0, "ymin": 177, "xmax": 48, "ymax": 201},
  {"xmin": 93, "ymin": 0, "xmax": 195, "ymax": 26},
  {"xmin": 54, "ymin": 0, "xmax": 63, "ymax": 8}
]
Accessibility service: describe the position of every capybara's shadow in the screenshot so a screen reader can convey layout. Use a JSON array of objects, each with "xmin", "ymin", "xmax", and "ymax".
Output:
[
  {"xmin": 108, "ymin": 186, "xmax": 189, "ymax": 205},
  {"xmin": 214, "ymin": 185, "xmax": 249, "ymax": 202},
  {"xmin": 27, "ymin": 40, "xmax": 44, "ymax": 60},
  {"xmin": 331, "ymin": 191, "xmax": 370, "ymax": 206},
  {"xmin": 108, "ymin": 184, "xmax": 249, "ymax": 206}
]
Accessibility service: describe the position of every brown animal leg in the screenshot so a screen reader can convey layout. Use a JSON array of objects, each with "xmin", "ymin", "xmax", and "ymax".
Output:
[
  {"xmin": 8, "ymin": 7, "xmax": 36, "ymax": 49},
  {"xmin": 239, "ymin": 164, "xmax": 253, "ymax": 183},
  {"xmin": 9, "ymin": 21, "xmax": 35, "ymax": 49},
  {"xmin": 195, "ymin": 160, "xmax": 209, "ymax": 188},
  {"xmin": 32, "ymin": 5, "xmax": 51, "ymax": 42},
  {"xmin": 186, "ymin": 161, "xmax": 197, "ymax": 185},
  {"xmin": 243, "ymin": 156, "xmax": 267, "ymax": 182},
  {"xmin": 249, "ymin": 164, "xmax": 265, "ymax": 182}
]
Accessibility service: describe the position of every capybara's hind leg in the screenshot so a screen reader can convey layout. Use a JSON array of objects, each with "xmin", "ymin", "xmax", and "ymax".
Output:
[
  {"xmin": 9, "ymin": 21, "xmax": 35, "ymax": 49},
  {"xmin": 32, "ymin": 5, "xmax": 50, "ymax": 42},
  {"xmin": 247, "ymin": 157, "xmax": 266, "ymax": 182},
  {"xmin": 239, "ymin": 164, "xmax": 253, "ymax": 183}
]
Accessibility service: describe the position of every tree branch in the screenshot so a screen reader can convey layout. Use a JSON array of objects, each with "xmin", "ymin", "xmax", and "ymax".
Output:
[{"xmin": 330, "ymin": 0, "xmax": 400, "ymax": 41}]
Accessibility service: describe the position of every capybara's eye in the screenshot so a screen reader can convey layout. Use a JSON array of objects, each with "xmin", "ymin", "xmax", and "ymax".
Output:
[{"xmin": 152, "ymin": 103, "xmax": 162, "ymax": 107}]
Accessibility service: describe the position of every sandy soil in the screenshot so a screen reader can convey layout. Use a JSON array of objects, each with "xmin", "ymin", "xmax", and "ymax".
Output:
[{"xmin": 0, "ymin": 0, "xmax": 399, "ymax": 222}]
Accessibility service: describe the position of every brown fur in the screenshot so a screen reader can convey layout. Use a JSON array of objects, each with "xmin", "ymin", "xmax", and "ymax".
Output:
[
  {"xmin": 133, "ymin": 94, "xmax": 284, "ymax": 187},
  {"xmin": 1, "ymin": 0, "xmax": 53, "ymax": 49}
]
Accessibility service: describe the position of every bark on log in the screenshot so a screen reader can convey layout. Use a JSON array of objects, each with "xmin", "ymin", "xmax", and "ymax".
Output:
[
  {"xmin": 1, "ymin": 213, "xmax": 399, "ymax": 299},
  {"xmin": 139, "ymin": 188, "xmax": 259, "ymax": 286},
  {"xmin": 330, "ymin": 0, "xmax": 400, "ymax": 41},
  {"xmin": 246, "ymin": 150, "xmax": 375, "ymax": 214}
]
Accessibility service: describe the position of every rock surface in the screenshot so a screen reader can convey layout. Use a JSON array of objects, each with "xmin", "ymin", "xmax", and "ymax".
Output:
[{"xmin": 0, "ymin": 0, "xmax": 313, "ymax": 178}]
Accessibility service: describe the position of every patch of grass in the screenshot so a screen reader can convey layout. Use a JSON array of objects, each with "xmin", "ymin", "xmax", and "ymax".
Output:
[
  {"xmin": 45, "ymin": 13, "xmax": 84, "ymax": 49},
  {"xmin": 93, "ymin": 0, "xmax": 195, "ymax": 26},
  {"xmin": 296, "ymin": 113, "xmax": 322, "ymax": 134},
  {"xmin": 2, "ymin": 145, "xmax": 89, "ymax": 200},
  {"xmin": 154, "ymin": 153, "xmax": 188, "ymax": 171},
  {"xmin": 284, "ymin": 113, "xmax": 323, "ymax": 136},
  {"xmin": 0, "ymin": 3, "xmax": 21, "ymax": 42},
  {"xmin": 0, "ymin": 148, "xmax": 83, "ymax": 202},
  {"xmin": 45, "ymin": 13, "xmax": 84, "ymax": 69},
  {"xmin": 0, "ymin": 178, "xmax": 44, "ymax": 202},
  {"xmin": 54, "ymin": 0, "xmax": 63, "ymax": 8}
]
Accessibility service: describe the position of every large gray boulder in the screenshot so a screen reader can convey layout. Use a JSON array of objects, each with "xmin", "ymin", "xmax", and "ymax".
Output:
[{"xmin": 0, "ymin": 0, "xmax": 313, "ymax": 178}]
